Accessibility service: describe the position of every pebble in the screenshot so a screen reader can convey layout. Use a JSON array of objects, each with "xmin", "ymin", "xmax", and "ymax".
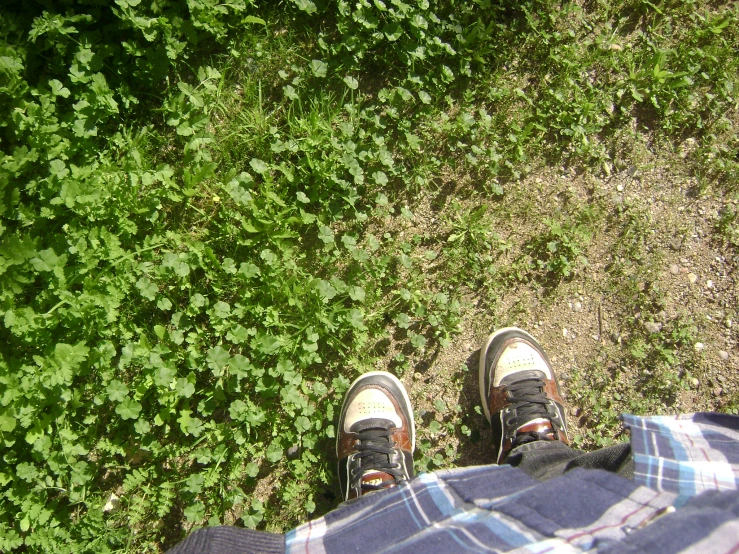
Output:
[
  {"xmin": 706, "ymin": 280, "xmax": 714, "ymax": 289},
  {"xmin": 563, "ymin": 328, "xmax": 569, "ymax": 338},
  {"xmin": 287, "ymin": 444, "xmax": 300, "ymax": 460},
  {"xmin": 669, "ymin": 264, "xmax": 680, "ymax": 275},
  {"xmin": 694, "ymin": 342, "xmax": 705, "ymax": 352},
  {"xmin": 691, "ymin": 378, "xmax": 700, "ymax": 388},
  {"xmin": 463, "ymin": 343, "xmax": 473, "ymax": 352},
  {"xmin": 687, "ymin": 273, "xmax": 698, "ymax": 284},
  {"xmin": 680, "ymin": 267, "xmax": 689, "ymax": 274},
  {"xmin": 571, "ymin": 301, "xmax": 583, "ymax": 313},
  {"xmin": 616, "ymin": 184, "xmax": 624, "ymax": 192},
  {"xmin": 103, "ymin": 493, "xmax": 120, "ymax": 514},
  {"xmin": 718, "ymin": 350, "xmax": 729, "ymax": 361},
  {"xmin": 643, "ymin": 321, "xmax": 662, "ymax": 334},
  {"xmin": 726, "ymin": 319, "xmax": 733, "ymax": 329},
  {"xmin": 570, "ymin": 406, "xmax": 581, "ymax": 417}
]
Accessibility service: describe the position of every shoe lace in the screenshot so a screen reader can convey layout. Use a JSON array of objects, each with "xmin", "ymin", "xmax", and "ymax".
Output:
[
  {"xmin": 506, "ymin": 376, "xmax": 558, "ymax": 448},
  {"xmin": 351, "ymin": 422, "xmax": 405, "ymax": 493}
]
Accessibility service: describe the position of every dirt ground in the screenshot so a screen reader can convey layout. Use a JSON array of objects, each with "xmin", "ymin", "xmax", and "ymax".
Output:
[{"xmin": 380, "ymin": 149, "xmax": 739, "ymax": 467}]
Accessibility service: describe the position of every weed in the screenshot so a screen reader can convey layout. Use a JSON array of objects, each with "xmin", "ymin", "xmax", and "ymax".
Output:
[{"xmin": 1, "ymin": 0, "xmax": 737, "ymax": 550}]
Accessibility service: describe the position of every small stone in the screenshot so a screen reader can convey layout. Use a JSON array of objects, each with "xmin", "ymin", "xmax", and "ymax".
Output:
[
  {"xmin": 687, "ymin": 273, "xmax": 698, "ymax": 284},
  {"xmin": 563, "ymin": 328, "xmax": 569, "ymax": 338},
  {"xmin": 571, "ymin": 301, "xmax": 583, "ymax": 313},
  {"xmin": 669, "ymin": 264, "xmax": 680, "ymax": 275},
  {"xmin": 694, "ymin": 342, "xmax": 705, "ymax": 352},
  {"xmin": 718, "ymin": 350, "xmax": 729, "ymax": 361},
  {"xmin": 713, "ymin": 387, "xmax": 723, "ymax": 397},
  {"xmin": 103, "ymin": 493, "xmax": 120, "ymax": 514},
  {"xmin": 463, "ymin": 343, "xmax": 473, "ymax": 352},
  {"xmin": 706, "ymin": 280, "xmax": 714, "ymax": 289},
  {"xmin": 680, "ymin": 267, "xmax": 689, "ymax": 274},
  {"xmin": 570, "ymin": 406, "xmax": 581, "ymax": 417},
  {"xmin": 643, "ymin": 321, "xmax": 662, "ymax": 334},
  {"xmin": 726, "ymin": 319, "xmax": 733, "ymax": 329},
  {"xmin": 287, "ymin": 444, "xmax": 300, "ymax": 460},
  {"xmin": 610, "ymin": 43, "xmax": 623, "ymax": 51},
  {"xmin": 691, "ymin": 378, "xmax": 700, "ymax": 388},
  {"xmin": 616, "ymin": 184, "xmax": 624, "ymax": 192}
]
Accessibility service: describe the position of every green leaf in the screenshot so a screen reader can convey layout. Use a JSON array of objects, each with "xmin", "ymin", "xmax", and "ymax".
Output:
[
  {"xmin": 239, "ymin": 262, "xmax": 261, "ymax": 278},
  {"xmin": 296, "ymin": 191, "xmax": 310, "ymax": 203},
  {"xmin": 49, "ymin": 79, "xmax": 71, "ymax": 98},
  {"xmin": 348, "ymin": 286, "xmax": 365, "ymax": 302},
  {"xmin": 212, "ymin": 301, "xmax": 231, "ymax": 318},
  {"xmin": 256, "ymin": 334, "xmax": 282, "ymax": 355},
  {"xmin": 343, "ymin": 76, "xmax": 359, "ymax": 90},
  {"xmin": 395, "ymin": 313, "xmax": 411, "ymax": 329},
  {"xmin": 107, "ymin": 380, "xmax": 129, "ymax": 402},
  {"xmin": 348, "ymin": 308, "xmax": 366, "ymax": 330},
  {"xmin": 244, "ymin": 15, "xmax": 266, "ymax": 25},
  {"xmin": 292, "ymin": 0, "xmax": 317, "ymax": 14},
  {"xmin": 318, "ymin": 225, "xmax": 335, "ymax": 244},
  {"xmin": 29, "ymin": 248, "xmax": 61, "ymax": 272},
  {"xmin": 373, "ymin": 172, "xmax": 389, "ymax": 187},
  {"xmin": 184, "ymin": 502, "xmax": 206, "ymax": 523},
  {"xmin": 245, "ymin": 462, "xmax": 259, "ymax": 478},
  {"xmin": 295, "ymin": 415, "xmax": 311, "ymax": 433},
  {"xmin": 116, "ymin": 397, "xmax": 142, "ymax": 420},
  {"xmin": 178, "ymin": 409, "xmax": 205, "ymax": 437},
  {"xmin": 184, "ymin": 473, "xmax": 205, "ymax": 494},
  {"xmin": 383, "ymin": 22, "xmax": 403, "ymax": 41},
  {"xmin": 175, "ymin": 378, "xmax": 195, "ymax": 398},
  {"xmin": 315, "ymin": 279, "xmax": 336, "ymax": 301},
  {"xmin": 310, "ymin": 59, "xmax": 328, "ymax": 78},
  {"xmin": 409, "ymin": 331, "xmax": 427, "ymax": 350},
  {"xmin": 266, "ymin": 442, "xmax": 283, "ymax": 463},
  {"xmin": 207, "ymin": 346, "xmax": 231, "ymax": 374},
  {"xmin": 134, "ymin": 419, "xmax": 151, "ymax": 435},
  {"xmin": 250, "ymin": 158, "xmax": 269, "ymax": 174},
  {"xmin": 136, "ymin": 277, "xmax": 158, "ymax": 301}
]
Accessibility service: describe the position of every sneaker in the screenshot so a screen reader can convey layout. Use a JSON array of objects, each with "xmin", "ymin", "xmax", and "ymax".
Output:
[
  {"xmin": 337, "ymin": 371, "xmax": 415, "ymax": 501},
  {"xmin": 479, "ymin": 327, "xmax": 569, "ymax": 464}
]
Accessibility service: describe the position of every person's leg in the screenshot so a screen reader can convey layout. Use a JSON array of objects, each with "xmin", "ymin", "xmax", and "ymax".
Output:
[
  {"xmin": 479, "ymin": 327, "xmax": 633, "ymax": 481},
  {"xmin": 336, "ymin": 371, "xmax": 416, "ymax": 500}
]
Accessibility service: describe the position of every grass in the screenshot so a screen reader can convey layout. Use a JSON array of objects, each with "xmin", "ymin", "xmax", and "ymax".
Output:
[{"xmin": 1, "ymin": 0, "xmax": 738, "ymax": 551}]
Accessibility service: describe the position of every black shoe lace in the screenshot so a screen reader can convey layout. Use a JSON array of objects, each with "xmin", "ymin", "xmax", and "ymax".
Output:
[
  {"xmin": 506, "ymin": 376, "xmax": 557, "ymax": 448},
  {"xmin": 351, "ymin": 423, "xmax": 405, "ymax": 493}
]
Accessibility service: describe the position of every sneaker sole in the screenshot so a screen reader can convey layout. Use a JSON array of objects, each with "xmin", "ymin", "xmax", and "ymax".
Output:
[
  {"xmin": 478, "ymin": 327, "xmax": 541, "ymax": 423},
  {"xmin": 336, "ymin": 371, "xmax": 416, "ymax": 457}
]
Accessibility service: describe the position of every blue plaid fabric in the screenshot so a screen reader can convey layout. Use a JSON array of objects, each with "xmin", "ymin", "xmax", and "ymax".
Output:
[{"xmin": 286, "ymin": 413, "xmax": 739, "ymax": 553}]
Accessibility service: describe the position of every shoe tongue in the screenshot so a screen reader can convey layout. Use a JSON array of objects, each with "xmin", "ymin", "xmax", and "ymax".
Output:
[
  {"xmin": 360, "ymin": 470, "xmax": 396, "ymax": 490},
  {"xmin": 516, "ymin": 418, "xmax": 556, "ymax": 439},
  {"xmin": 349, "ymin": 418, "xmax": 396, "ymax": 433}
]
